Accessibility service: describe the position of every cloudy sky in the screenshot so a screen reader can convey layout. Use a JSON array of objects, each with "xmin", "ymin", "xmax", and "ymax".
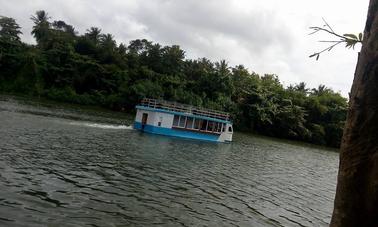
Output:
[{"xmin": 0, "ymin": 0, "xmax": 370, "ymax": 96}]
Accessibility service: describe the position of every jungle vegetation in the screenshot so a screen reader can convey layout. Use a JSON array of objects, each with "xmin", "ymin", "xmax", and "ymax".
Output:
[{"xmin": 0, "ymin": 11, "xmax": 348, "ymax": 147}]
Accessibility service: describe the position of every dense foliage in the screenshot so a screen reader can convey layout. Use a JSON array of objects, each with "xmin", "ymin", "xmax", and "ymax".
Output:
[{"xmin": 0, "ymin": 11, "xmax": 348, "ymax": 147}]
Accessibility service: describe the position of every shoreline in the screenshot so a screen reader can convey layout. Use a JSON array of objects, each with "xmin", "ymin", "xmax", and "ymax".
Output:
[{"xmin": 1, "ymin": 92, "xmax": 339, "ymax": 151}]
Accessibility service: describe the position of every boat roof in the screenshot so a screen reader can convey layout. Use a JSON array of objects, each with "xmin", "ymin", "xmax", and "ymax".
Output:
[{"xmin": 136, "ymin": 98, "xmax": 231, "ymax": 123}]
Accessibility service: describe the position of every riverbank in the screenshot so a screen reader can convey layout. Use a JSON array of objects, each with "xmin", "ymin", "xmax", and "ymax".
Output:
[
  {"xmin": 0, "ymin": 93, "xmax": 339, "ymax": 151},
  {"xmin": 0, "ymin": 13, "xmax": 347, "ymax": 148},
  {"xmin": 0, "ymin": 93, "xmax": 134, "ymax": 125}
]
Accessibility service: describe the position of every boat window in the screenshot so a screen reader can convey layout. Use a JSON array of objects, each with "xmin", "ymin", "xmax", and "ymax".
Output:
[
  {"xmin": 179, "ymin": 116, "xmax": 186, "ymax": 127},
  {"xmin": 228, "ymin": 126, "xmax": 233, "ymax": 132},
  {"xmin": 186, "ymin": 117, "xmax": 194, "ymax": 129},
  {"xmin": 200, "ymin": 120, "xmax": 208, "ymax": 130},
  {"xmin": 194, "ymin": 119, "xmax": 201, "ymax": 130},
  {"xmin": 213, "ymin": 122, "xmax": 218, "ymax": 132},
  {"xmin": 216, "ymin": 122, "xmax": 222, "ymax": 132},
  {"xmin": 173, "ymin": 115, "xmax": 179, "ymax": 127},
  {"xmin": 207, "ymin": 121, "xmax": 214, "ymax": 132},
  {"xmin": 222, "ymin": 123, "xmax": 226, "ymax": 132}
]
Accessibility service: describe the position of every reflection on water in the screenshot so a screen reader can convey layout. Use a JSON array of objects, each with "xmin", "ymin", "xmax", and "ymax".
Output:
[{"xmin": 0, "ymin": 97, "xmax": 338, "ymax": 226}]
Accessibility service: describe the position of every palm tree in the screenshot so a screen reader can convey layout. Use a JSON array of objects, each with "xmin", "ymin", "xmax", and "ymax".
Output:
[
  {"xmin": 215, "ymin": 59, "xmax": 230, "ymax": 77},
  {"xmin": 294, "ymin": 82, "xmax": 309, "ymax": 94},
  {"xmin": 85, "ymin": 27, "xmax": 102, "ymax": 44},
  {"xmin": 99, "ymin": 33, "xmax": 116, "ymax": 51},
  {"xmin": 118, "ymin": 43, "xmax": 127, "ymax": 56},
  {"xmin": 312, "ymin": 84, "xmax": 331, "ymax": 96},
  {"xmin": 30, "ymin": 10, "xmax": 50, "ymax": 45}
]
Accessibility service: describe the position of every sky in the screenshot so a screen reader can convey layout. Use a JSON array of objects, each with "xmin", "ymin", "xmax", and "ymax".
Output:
[{"xmin": 0, "ymin": 0, "xmax": 370, "ymax": 97}]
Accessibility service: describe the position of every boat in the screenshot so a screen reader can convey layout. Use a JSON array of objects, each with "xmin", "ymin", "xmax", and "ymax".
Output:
[{"xmin": 133, "ymin": 98, "xmax": 233, "ymax": 142}]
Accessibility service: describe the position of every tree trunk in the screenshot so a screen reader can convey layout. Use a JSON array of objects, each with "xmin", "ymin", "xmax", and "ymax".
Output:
[{"xmin": 331, "ymin": 0, "xmax": 378, "ymax": 226}]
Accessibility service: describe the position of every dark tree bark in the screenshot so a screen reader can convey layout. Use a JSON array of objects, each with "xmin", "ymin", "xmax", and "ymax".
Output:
[{"xmin": 331, "ymin": 0, "xmax": 378, "ymax": 226}]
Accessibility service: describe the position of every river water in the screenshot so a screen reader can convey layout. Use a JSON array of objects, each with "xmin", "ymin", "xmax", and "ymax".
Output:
[{"xmin": 0, "ymin": 97, "xmax": 339, "ymax": 227}]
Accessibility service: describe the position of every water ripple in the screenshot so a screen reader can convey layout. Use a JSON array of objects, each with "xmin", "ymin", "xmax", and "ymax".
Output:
[{"xmin": 0, "ymin": 98, "xmax": 339, "ymax": 226}]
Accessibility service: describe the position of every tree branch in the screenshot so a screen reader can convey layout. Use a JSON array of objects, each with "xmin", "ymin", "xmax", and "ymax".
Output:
[{"xmin": 309, "ymin": 19, "xmax": 363, "ymax": 60}]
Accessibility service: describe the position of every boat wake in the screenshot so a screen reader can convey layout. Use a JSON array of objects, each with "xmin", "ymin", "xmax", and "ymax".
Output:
[{"xmin": 69, "ymin": 122, "xmax": 133, "ymax": 130}]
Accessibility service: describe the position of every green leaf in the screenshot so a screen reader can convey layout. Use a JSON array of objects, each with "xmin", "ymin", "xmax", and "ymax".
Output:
[
  {"xmin": 358, "ymin": 33, "xmax": 363, "ymax": 41},
  {"xmin": 343, "ymin": 34, "xmax": 358, "ymax": 40},
  {"xmin": 345, "ymin": 38, "xmax": 358, "ymax": 49}
]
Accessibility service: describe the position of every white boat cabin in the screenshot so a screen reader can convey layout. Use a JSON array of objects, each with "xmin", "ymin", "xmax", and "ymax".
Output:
[{"xmin": 134, "ymin": 98, "xmax": 233, "ymax": 142}]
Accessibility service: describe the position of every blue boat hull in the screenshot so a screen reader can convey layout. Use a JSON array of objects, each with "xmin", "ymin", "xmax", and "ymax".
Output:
[{"xmin": 134, "ymin": 122, "xmax": 220, "ymax": 142}]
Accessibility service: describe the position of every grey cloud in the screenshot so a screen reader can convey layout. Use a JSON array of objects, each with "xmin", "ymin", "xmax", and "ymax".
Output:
[
  {"xmin": 132, "ymin": 0, "xmax": 294, "ymax": 54},
  {"xmin": 0, "ymin": 0, "xmax": 294, "ymax": 56}
]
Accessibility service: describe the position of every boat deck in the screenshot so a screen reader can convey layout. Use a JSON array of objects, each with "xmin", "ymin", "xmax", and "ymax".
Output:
[{"xmin": 139, "ymin": 98, "xmax": 230, "ymax": 121}]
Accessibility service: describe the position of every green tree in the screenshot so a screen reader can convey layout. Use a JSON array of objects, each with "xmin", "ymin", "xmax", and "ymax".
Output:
[
  {"xmin": 85, "ymin": 27, "xmax": 102, "ymax": 44},
  {"xmin": 0, "ymin": 16, "xmax": 22, "ymax": 42},
  {"xmin": 31, "ymin": 10, "xmax": 51, "ymax": 48},
  {"xmin": 0, "ymin": 16, "xmax": 27, "ymax": 88},
  {"xmin": 52, "ymin": 20, "xmax": 77, "ymax": 37},
  {"xmin": 0, "ymin": 10, "xmax": 349, "ymax": 149}
]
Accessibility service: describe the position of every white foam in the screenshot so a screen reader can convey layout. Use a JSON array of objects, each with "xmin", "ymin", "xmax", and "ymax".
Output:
[{"xmin": 69, "ymin": 122, "xmax": 133, "ymax": 130}]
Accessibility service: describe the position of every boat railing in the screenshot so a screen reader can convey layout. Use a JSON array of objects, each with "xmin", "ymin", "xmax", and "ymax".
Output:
[{"xmin": 139, "ymin": 98, "xmax": 230, "ymax": 121}]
